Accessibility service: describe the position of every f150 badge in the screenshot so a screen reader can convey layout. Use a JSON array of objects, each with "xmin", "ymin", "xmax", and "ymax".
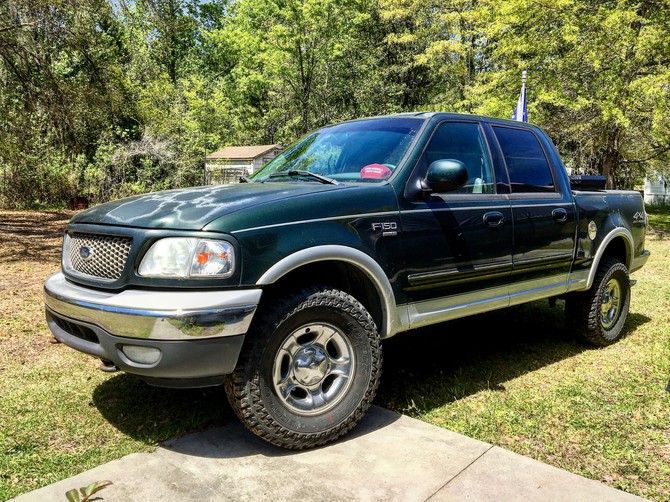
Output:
[{"xmin": 371, "ymin": 222, "xmax": 398, "ymax": 236}]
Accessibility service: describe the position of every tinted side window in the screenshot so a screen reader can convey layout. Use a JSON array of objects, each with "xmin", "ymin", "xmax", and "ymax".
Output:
[
  {"xmin": 422, "ymin": 122, "xmax": 495, "ymax": 194},
  {"xmin": 492, "ymin": 126, "xmax": 554, "ymax": 193}
]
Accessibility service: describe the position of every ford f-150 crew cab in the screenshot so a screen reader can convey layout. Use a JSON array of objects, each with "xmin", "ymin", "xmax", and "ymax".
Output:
[{"xmin": 44, "ymin": 112, "xmax": 650, "ymax": 449}]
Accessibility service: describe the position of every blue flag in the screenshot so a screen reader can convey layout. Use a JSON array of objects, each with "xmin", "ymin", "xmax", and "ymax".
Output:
[{"xmin": 512, "ymin": 71, "xmax": 528, "ymax": 122}]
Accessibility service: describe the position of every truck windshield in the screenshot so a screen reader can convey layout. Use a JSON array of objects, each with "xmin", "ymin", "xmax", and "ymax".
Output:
[{"xmin": 251, "ymin": 117, "xmax": 424, "ymax": 183}]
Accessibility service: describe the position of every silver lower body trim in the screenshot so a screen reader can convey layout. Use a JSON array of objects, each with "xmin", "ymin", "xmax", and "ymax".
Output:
[
  {"xmin": 44, "ymin": 272, "xmax": 261, "ymax": 340},
  {"xmin": 402, "ymin": 287, "xmax": 510, "ymax": 331},
  {"xmin": 400, "ymin": 273, "xmax": 571, "ymax": 331}
]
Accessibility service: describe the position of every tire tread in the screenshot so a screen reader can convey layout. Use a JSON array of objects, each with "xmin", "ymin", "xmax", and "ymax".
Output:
[
  {"xmin": 224, "ymin": 286, "xmax": 382, "ymax": 450},
  {"xmin": 566, "ymin": 258, "xmax": 630, "ymax": 347}
]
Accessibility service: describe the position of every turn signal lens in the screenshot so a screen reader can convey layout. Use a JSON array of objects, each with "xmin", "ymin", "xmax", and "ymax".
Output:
[{"xmin": 190, "ymin": 240, "xmax": 234, "ymax": 277}]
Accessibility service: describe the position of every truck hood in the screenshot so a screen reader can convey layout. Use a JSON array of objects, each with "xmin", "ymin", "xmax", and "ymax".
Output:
[{"xmin": 71, "ymin": 183, "xmax": 347, "ymax": 230}]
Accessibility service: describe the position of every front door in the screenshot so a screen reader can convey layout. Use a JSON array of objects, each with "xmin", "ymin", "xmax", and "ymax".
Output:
[{"xmin": 398, "ymin": 120, "xmax": 513, "ymax": 329}]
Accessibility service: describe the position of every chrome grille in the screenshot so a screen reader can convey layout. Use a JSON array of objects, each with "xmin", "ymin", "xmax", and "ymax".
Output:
[{"xmin": 67, "ymin": 233, "xmax": 132, "ymax": 280}]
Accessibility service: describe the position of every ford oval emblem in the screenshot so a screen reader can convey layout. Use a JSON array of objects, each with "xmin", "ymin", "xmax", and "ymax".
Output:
[{"xmin": 79, "ymin": 246, "xmax": 93, "ymax": 261}]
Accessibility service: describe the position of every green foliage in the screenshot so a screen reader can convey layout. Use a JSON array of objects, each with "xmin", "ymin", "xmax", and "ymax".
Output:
[
  {"xmin": 468, "ymin": 0, "xmax": 670, "ymax": 189},
  {"xmin": 1, "ymin": 0, "xmax": 668, "ymax": 207},
  {"xmin": 65, "ymin": 480, "xmax": 113, "ymax": 502}
]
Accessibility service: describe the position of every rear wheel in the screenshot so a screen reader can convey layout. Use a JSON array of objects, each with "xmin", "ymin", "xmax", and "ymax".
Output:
[
  {"xmin": 566, "ymin": 258, "xmax": 631, "ymax": 347},
  {"xmin": 224, "ymin": 286, "xmax": 382, "ymax": 449}
]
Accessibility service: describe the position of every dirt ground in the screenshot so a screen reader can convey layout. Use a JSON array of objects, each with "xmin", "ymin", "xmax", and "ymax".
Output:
[{"xmin": 0, "ymin": 211, "xmax": 74, "ymax": 365}]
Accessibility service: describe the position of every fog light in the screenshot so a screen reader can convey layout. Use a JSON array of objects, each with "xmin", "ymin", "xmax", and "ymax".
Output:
[{"xmin": 120, "ymin": 345, "xmax": 161, "ymax": 365}]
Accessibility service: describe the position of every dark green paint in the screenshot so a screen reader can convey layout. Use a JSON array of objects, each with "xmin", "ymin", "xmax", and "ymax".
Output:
[{"xmin": 63, "ymin": 113, "xmax": 649, "ymax": 312}]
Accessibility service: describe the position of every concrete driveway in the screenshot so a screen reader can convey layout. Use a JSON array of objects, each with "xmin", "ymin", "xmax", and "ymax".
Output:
[{"xmin": 11, "ymin": 406, "xmax": 647, "ymax": 502}]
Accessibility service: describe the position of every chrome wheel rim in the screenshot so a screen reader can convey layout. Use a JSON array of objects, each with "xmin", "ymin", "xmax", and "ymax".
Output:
[
  {"xmin": 601, "ymin": 278, "xmax": 621, "ymax": 330},
  {"xmin": 272, "ymin": 323, "xmax": 354, "ymax": 416}
]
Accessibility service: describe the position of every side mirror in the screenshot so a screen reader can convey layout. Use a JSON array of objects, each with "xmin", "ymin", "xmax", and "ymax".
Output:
[{"xmin": 421, "ymin": 159, "xmax": 468, "ymax": 195}]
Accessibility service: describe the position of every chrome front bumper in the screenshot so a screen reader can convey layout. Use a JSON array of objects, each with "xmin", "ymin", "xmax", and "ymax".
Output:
[
  {"xmin": 44, "ymin": 272, "xmax": 261, "ymax": 341},
  {"xmin": 44, "ymin": 272, "xmax": 262, "ymax": 386}
]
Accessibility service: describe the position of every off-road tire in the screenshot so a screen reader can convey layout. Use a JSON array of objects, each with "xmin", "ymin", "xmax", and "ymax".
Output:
[
  {"xmin": 566, "ymin": 258, "xmax": 631, "ymax": 347},
  {"xmin": 224, "ymin": 286, "xmax": 382, "ymax": 450}
]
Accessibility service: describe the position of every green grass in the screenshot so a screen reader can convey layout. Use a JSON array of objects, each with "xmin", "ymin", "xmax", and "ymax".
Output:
[
  {"xmin": 646, "ymin": 207, "xmax": 670, "ymax": 234},
  {"xmin": 0, "ymin": 209, "xmax": 669, "ymax": 501},
  {"xmin": 0, "ymin": 353, "xmax": 231, "ymax": 496},
  {"xmin": 0, "ymin": 211, "xmax": 234, "ymax": 500}
]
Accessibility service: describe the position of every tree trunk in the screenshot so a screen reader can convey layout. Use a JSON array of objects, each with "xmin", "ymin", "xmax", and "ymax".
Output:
[{"xmin": 602, "ymin": 129, "xmax": 621, "ymax": 190}]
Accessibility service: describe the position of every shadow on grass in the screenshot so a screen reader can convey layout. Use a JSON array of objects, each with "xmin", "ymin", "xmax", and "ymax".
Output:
[
  {"xmin": 90, "ymin": 299, "xmax": 650, "ymax": 455},
  {"xmin": 92, "ymin": 375, "xmax": 234, "ymax": 444},
  {"xmin": 645, "ymin": 207, "xmax": 670, "ymax": 235},
  {"xmin": 375, "ymin": 299, "xmax": 651, "ymax": 414},
  {"xmin": 0, "ymin": 210, "xmax": 73, "ymax": 262},
  {"xmin": 92, "ymin": 370, "xmax": 401, "ymax": 458},
  {"xmin": 92, "ymin": 375, "xmax": 302, "ymax": 459}
]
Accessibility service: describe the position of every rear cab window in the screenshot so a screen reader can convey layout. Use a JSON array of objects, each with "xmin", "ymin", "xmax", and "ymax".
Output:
[{"xmin": 492, "ymin": 126, "xmax": 556, "ymax": 193}]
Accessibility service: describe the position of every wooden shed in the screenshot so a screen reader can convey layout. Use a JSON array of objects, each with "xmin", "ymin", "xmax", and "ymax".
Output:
[{"xmin": 206, "ymin": 144, "xmax": 284, "ymax": 184}]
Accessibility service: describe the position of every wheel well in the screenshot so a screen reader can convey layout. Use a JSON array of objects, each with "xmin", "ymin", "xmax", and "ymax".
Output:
[
  {"xmin": 599, "ymin": 236, "xmax": 628, "ymax": 269},
  {"xmin": 257, "ymin": 261, "xmax": 384, "ymax": 332}
]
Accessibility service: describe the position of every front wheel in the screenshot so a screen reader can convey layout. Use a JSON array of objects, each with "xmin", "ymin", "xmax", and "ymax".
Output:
[
  {"xmin": 565, "ymin": 258, "xmax": 631, "ymax": 347},
  {"xmin": 224, "ymin": 286, "xmax": 382, "ymax": 449}
]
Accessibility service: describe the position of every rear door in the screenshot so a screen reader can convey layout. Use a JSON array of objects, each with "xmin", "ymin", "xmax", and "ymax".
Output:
[{"xmin": 488, "ymin": 124, "xmax": 577, "ymax": 304}]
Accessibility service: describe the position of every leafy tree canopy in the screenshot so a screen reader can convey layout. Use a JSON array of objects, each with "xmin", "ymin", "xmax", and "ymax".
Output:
[{"xmin": 0, "ymin": 0, "xmax": 668, "ymax": 207}]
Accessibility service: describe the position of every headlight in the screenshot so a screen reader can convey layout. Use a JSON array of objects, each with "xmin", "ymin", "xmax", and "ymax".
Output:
[{"xmin": 138, "ymin": 238, "xmax": 235, "ymax": 278}]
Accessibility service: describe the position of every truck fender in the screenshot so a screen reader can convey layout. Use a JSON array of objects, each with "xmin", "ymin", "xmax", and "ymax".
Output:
[
  {"xmin": 256, "ymin": 245, "xmax": 401, "ymax": 338},
  {"xmin": 585, "ymin": 226, "xmax": 634, "ymax": 290}
]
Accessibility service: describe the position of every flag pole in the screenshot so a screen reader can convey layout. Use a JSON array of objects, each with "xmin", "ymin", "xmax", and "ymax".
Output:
[
  {"xmin": 512, "ymin": 70, "xmax": 528, "ymax": 122},
  {"xmin": 522, "ymin": 70, "xmax": 528, "ymax": 122}
]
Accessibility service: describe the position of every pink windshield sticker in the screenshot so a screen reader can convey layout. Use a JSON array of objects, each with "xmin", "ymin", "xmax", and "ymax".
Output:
[{"xmin": 360, "ymin": 164, "xmax": 392, "ymax": 179}]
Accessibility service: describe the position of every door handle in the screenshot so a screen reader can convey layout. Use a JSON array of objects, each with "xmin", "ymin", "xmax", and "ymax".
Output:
[
  {"xmin": 552, "ymin": 208, "xmax": 568, "ymax": 223},
  {"xmin": 483, "ymin": 211, "xmax": 504, "ymax": 227}
]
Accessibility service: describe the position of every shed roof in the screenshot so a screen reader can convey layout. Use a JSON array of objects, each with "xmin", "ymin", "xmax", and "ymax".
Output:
[{"xmin": 206, "ymin": 144, "xmax": 282, "ymax": 160}]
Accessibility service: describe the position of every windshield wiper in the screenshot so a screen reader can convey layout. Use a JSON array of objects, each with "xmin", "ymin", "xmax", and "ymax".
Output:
[
  {"xmin": 239, "ymin": 175, "xmax": 253, "ymax": 183},
  {"xmin": 267, "ymin": 170, "xmax": 339, "ymax": 185}
]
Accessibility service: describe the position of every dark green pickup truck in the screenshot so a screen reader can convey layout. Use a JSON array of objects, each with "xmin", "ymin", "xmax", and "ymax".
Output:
[{"xmin": 44, "ymin": 112, "xmax": 650, "ymax": 449}]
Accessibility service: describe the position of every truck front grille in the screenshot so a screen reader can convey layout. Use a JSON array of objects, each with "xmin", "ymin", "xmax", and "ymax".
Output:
[{"xmin": 66, "ymin": 233, "xmax": 132, "ymax": 280}]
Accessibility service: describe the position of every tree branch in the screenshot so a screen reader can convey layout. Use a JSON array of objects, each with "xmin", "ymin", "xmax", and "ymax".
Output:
[
  {"xmin": 0, "ymin": 23, "xmax": 36, "ymax": 34},
  {"xmin": 624, "ymin": 145, "xmax": 670, "ymax": 164}
]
